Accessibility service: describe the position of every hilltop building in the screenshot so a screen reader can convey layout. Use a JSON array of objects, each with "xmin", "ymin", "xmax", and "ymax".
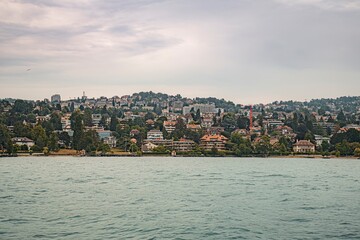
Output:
[{"xmin": 51, "ymin": 94, "xmax": 61, "ymax": 103}]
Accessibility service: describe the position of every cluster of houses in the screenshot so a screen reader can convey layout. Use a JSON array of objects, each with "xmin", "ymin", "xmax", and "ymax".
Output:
[{"xmin": 4, "ymin": 93, "xmax": 360, "ymax": 154}]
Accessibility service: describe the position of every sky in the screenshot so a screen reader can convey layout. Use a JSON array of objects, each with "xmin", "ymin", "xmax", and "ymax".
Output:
[{"xmin": 0, "ymin": 0, "xmax": 360, "ymax": 104}]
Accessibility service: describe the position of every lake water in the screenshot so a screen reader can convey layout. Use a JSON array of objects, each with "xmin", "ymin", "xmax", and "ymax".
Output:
[{"xmin": 1, "ymin": 157, "xmax": 359, "ymax": 239}]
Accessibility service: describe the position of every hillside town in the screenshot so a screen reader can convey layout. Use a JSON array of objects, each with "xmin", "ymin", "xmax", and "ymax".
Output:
[{"xmin": 1, "ymin": 92, "xmax": 360, "ymax": 157}]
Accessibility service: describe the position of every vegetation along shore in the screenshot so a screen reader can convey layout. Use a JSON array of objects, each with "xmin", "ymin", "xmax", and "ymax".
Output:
[{"xmin": 1, "ymin": 92, "xmax": 360, "ymax": 158}]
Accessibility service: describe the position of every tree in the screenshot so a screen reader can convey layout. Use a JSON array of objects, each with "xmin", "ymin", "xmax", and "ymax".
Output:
[
  {"xmin": 236, "ymin": 143, "xmax": 252, "ymax": 156},
  {"xmin": 11, "ymin": 100, "xmax": 33, "ymax": 114},
  {"xmin": 154, "ymin": 104, "xmax": 162, "ymax": 116},
  {"xmin": 321, "ymin": 141, "xmax": 330, "ymax": 153},
  {"xmin": 109, "ymin": 115, "xmax": 118, "ymax": 131},
  {"xmin": 354, "ymin": 148, "xmax": 360, "ymax": 157},
  {"xmin": 153, "ymin": 145, "xmax": 169, "ymax": 154},
  {"xmin": 6, "ymin": 140, "xmax": 15, "ymax": 155},
  {"xmin": 145, "ymin": 112, "xmax": 154, "ymax": 120},
  {"xmin": 70, "ymin": 102, "xmax": 75, "ymax": 112},
  {"xmin": 48, "ymin": 132, "xmax": 59, "ymax": 152},
  {"xmin": 221, "ymin": 113, "xmax": 237, "ymax": 132},
  {"xmin": 337, "ymin": 109, "xmax": 346, "ymax": 122},
  {"xmin": 0, "ymin": 124, "xmax": 11, "ymax": 154},
  {"xmin": 237, "ymin": 116, "xmax": 250, "ymax": 129},
  {"xmin": 32, "ymin": 125, "xmax": 48, "ymax": 150},
  {"xmin": 195, "ymin": 109, "xmax": 201, "ymax": 122},
  {"xmin": 81, "ymin": 130, "xmax": 100, "ymax": 153},
  {"xmin": 331, "ymin": 129, "xmax": 360, "ymax": 145},
  {"xmin": 98, "ymin": 143, "xmax": 111, "ymax": 155},
  {"xmin": 304, "ymin": 132, "xmax": 314, "ymax": 143},
  {"xmin": 335, "ymin": 140, "xmax": 352, "ymax": 156},
  {"xmin": 59, "ymin": 132, "xmax": 71, "ymax": 148},
  {"xmin": 71, "ymin": 112, "xmax": 84, "ymax": 151},
  {"xmin": 129, "ymin": 143, "xmax": 139, "ymax": 153},
  {"xmin": 13, "ymin": 122, "xmax": 32, "ymax": 138},
  {"xmin": 255, "ymin": 136, "xmax": 271, "ymax": 156}
]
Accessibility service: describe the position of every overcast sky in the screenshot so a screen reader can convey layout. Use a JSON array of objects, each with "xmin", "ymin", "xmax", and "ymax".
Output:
[{"xmin": 1, "ymin": 0, "xmax": 359, "ymax": 104}]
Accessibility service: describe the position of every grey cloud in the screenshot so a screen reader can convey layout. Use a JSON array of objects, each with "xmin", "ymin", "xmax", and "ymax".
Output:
[{"xmin": 1, "ymin": 0, "xmax": 359, "ymax": 102}]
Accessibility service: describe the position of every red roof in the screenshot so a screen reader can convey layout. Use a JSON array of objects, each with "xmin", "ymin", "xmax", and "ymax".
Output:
[{"xmin": 201, "ymin": 134, "xmax": 228, "ymax": 142}]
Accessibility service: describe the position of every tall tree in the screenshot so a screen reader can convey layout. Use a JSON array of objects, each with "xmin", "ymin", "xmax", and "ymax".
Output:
[
  {"xmin": 32, "ymin": 125, "xmax": 48, "ymax": 149},
  {"xmin": 71, "ymin": 112, "xmax": 84, "ymax": 151},
  {"xmin": 110, "ymin": 115, "xmax": 118, "ymax": 131},
  {"xmin": 0, "ymin": 124, "xmax": 11, "ymax": 153}
]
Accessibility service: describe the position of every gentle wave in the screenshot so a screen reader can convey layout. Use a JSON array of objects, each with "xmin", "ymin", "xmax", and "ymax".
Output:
[{"xmin": 0, "ymin": 157, "xmax": 359, "ymax": 239}]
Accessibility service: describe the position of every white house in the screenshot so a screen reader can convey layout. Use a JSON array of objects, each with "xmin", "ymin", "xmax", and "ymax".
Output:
[
  {"xmin": 147, "ymin": 130, "xmax": 163, "ymax": 140},
  {"xmin": 12, "ymin": 137, "xmax": 35, "ymax": 149}
]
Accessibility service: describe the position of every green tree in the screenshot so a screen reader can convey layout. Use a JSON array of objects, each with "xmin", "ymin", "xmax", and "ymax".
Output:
[
  {"xmin": 0, "ymin": 124, "xmax": 11, "ymax": 154},
  {"xmin": 11, "ymin": 100, "xmax": 33, "ymax": 114},
  {"xmin": 237, "ymin": 116, "xmax": 250, "ymax": 129},
  {"xmin": 6, "ymin": 140, "xmax": 15, "ymax": 155},
  {"xmin": 221, "ymin": 113, "xmax": 237, "ymax": 132},
  {"xmin": 48, "ymin": 132, "xmax": 59, "ymax": 151},
  {"xmin": 255, "ymin": 136, "xmax": 271, "ymax": 156},
  {"xmin": 98, "ymin": 143, "xmax": 111, "ymax": 155},
  {"xmin": 337, "ymin": 109, "xmax": 346, "ymax": 122},
  {"xmin": 71, "ymin": 112, "xmax": 84, "ymax": 151},
  {"xmin": 50, "ymin": 113, "xmax": 62, "ymax": 130},
  {"xmin": 80, "ymin": 130, "xmax": 100, "ymax": 153},
  {"xmin": 110, "ymin": 115, "xmax": 118, "ymax": 131},
  {"xmin": 335, "ymin": 140, "xmax": 352, "ymax": 156},
  {"xmin": 83, "ymin": 108, "xmax": 93, "ymax": 127},
  {"xmin": 321, "ymin": 141, "xmax": 330, "ymax": 153},
  {"xmin": 32, "ymin": 125, "xmax": 48, "ymax": 149},
  {"xmin": 59, "ymin": 132, "xmax": 71, "ymax": 148},
  {"xmin": 13, "ymin": 122, "xmax": 32, "ymax": 138},
  {"xmin": 354, "ymin": 148, "xmax": 360, "ymax": 157}
]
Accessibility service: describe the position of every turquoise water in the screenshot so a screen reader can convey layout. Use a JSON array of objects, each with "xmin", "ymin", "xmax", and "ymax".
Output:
[{"xmin": 1, "ymin": 157, "xmax": 359, "ymax": 239}]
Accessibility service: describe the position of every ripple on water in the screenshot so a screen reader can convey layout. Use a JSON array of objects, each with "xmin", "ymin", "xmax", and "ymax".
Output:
[{"xmin": 0, "ymin": 157, "xmax": 359, "ymax": 239}]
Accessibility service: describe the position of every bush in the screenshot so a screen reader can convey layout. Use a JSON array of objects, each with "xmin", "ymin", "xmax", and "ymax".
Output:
[{"xmin": 30, "ymin": 145, "xmax": 43, "ymax": 152}]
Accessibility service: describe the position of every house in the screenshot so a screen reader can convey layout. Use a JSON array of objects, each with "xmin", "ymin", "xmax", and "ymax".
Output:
[
  {"xmin": 172, "ymin": 138, "xmax": 195, "ymax": 152},
  {"xmin": 201, "ymin": 117, "xmax": 213, "ymax": 129},
  {"xmin": 142, "ymin": 138, "xmax": 195, "ymax": 152},
  {"xmin": 61, "ymin": 115, "xmax": 71, "ymax": 130},
  {"xmin": 130, "ymin": 129, "xmax": 140, "ymax": 136},
  {"xmin": 265, "ymin": 119, "xmax": 284, "ymax": 129},
  {"xmin": 232, "ymin": 129, "xmax": 249, "ymax": 139},
  {"xmin": 337, "ymin": 124, "xmax": 360, "ymax": 133},
  {"xmin": 250, "ymin": 126, "xmax": 262, "ymax": 136},
  {"xmin": 200, "ymin": 134, "xmax": 228, "ymax": 151},
  {"xmin": 147, "ymin": 129, "xmax": 163, "ymax": 140},
  {"xmin": 12, "ymin": 137, "xmax": 35, "ymax": 149},
  {"xmin": 103, "ymin": 136, "xmax": 117, "ymax": 148},
  {"xmin": 314, "ymin": 135, "xmax": 330, "ymax": 146},
  {"xmin": 274, "ymin": 126, "xmax": 297, "ymax": 140},
  {"xmin": 142, "ymin": 142, "xmax": 158, "ymax": 153},
  {"xmin": 186, "ymin": 124, "xmax": 202, "ymax": 131},
  {"xmin": 145, "ymin": 119, "xmax": 155, "ymax": 127},
  {"xmin": 36, "ymin": 115, "xmax": 51, "ymax": 123},
  {"xmin": 183, "ymin": 103, "xmax": 216, "ymax": 115},
  {"xmin": 92, "ymin": 114, "xmax": 102, "ymax": 126},
  {"xmin": 163, "ymin": 120, "xmax": 177, "ymax": 133},
  {"xmin": 293, "ymin": 140, "xmax": 315, "ymax": 153},
  {"xmin": 96, "ymin": 129, "xmax": 112, "ymax": 139},
  {"xmin": 208, "ymin": 127, "xmax": 225, "ymax": 135}
]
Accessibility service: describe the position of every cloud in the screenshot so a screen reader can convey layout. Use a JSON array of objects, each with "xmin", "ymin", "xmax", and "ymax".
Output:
[
  {"xmin": 274, "ymin": 0, "xmax": 360, "ymax": 11},
  {"xmin": 0, "ymin": 0, "xmax": 359, "ymax": 103}
]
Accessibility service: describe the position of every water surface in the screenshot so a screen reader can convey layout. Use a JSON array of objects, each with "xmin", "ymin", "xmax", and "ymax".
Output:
[{"xmin": 1, "ymin": 157, "xmax": 359, "ymax": 239}]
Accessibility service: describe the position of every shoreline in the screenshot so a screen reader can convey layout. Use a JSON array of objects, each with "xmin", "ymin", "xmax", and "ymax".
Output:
[{"xmin": 1, "ymin": 152, "xmax": 359, "ymax": 160}]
